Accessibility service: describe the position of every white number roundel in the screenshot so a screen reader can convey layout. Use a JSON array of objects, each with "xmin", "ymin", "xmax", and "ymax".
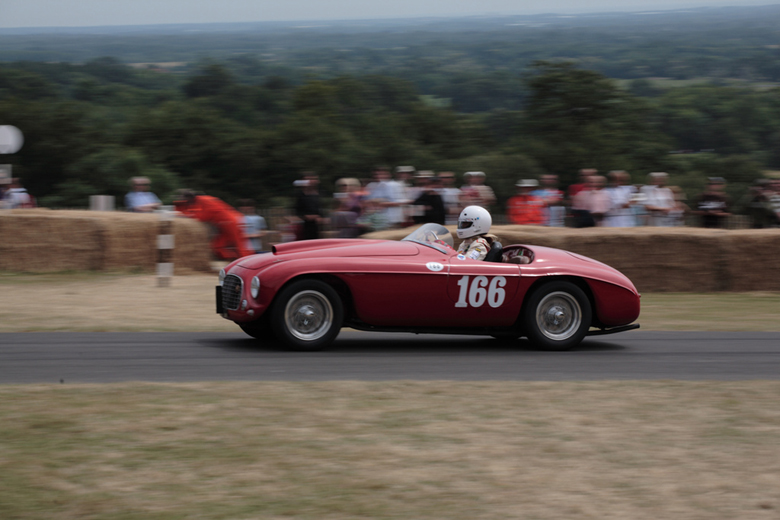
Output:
[{"xmin": 455, "ymin": 275, "xmax": 506, "ymax": 308}]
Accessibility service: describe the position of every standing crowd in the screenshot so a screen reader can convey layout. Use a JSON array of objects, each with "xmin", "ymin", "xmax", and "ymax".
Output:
[
  {"xmin": 507, "ymin": 168, "xmax": 780, "ymax": 230},
  {"xmin": 327, "ymin": 166, "xmax": 497, "ymax": 238},
  {"xmin": 4, "ymin": 166, "xmax": 780, "ymax": 261}
]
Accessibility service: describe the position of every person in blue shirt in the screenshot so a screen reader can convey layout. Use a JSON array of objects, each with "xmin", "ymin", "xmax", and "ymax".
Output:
[{"xmin": 125, "ymin": 176, "xmax": 161, "ymax": 212}]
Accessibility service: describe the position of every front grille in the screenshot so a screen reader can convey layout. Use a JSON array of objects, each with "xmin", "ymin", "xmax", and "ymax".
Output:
[{"xmin": 222, "ymin": 274, "xmax": 243, "ymax": 311}]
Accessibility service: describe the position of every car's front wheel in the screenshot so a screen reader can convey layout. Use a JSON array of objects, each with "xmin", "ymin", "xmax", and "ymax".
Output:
[
  {"xmin": 523, "ymin": 281, "xmax": 592, "ymax": 351},
  {"xmin": 270, "ymin": 279, "xmax": 343, "ymax": 351}
]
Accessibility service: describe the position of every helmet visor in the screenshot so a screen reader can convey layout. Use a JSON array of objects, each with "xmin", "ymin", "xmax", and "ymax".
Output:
[{"xmin": 458, "ymin": 220, "xmax": 474, "ymax": 230}]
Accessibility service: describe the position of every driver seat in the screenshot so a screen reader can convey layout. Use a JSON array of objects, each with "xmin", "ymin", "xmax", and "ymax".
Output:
[{"xmin": 484, "ymin": 241, "xmax": 503, "ymax": 263}]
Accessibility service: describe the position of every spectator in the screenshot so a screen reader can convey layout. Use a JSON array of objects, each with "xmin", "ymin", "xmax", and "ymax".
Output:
[
  {"xmin": 173, "ymin": 189, "xmax": 253, "ymax": 260},
  {"xmin": 3, "ymin": 177, "xmax": 34, "ymax": 209},
  {"xmin": 437, "ymin": 171, "xmax": 461, "ymax": 225},
  {"xmin": 356, "ymin": 198, "xmax": 389, "ymax": 233},
  {"xmin": 532, "ymin": 174, "xmax": 565, "ymax": 226},
  {"xmin": 367, "ymin": 166, "xmax": 405, "ymax": 228},
  {"xmin": 411, "ymin": 174, "xmax": 446, "ymax": 225},
  {"xmin": 0, "ymin": 173, "xmax": 10, "ymax": 208},
  {"xmin": 695, "ymin": 177, "xmax": 731, "ymax": 228},
  {"xmin": 770, "ymin": 180, "xmax": 780, "ymax": 226},
  {"xmin": 603, "ymin": 171, "xmax": 637, "ymax": 227},
  {"xmin": 573, "ymin": 175, "xmax": 612, "ymax": 227},
  {"xmin": 641, "ymin": 172, "xmax": 676, "ymax": 226},
  {"xmin": 394, "ymin": 165, "xmax": 416, "ymax": 226},
  {"xmin": 125, "ymin": 176, "xmax": 161, "ymax": 213},
  {"xmin": 238, "ymin": 199, "xmax": 268, "ymax": 253},
  {"xmin": 461, "ymin": 171, "xmax": 496, "ymax": 211},
  {"xmin": 295, "ymin": 172, "xmax": 323, "ymax": 240},
  {"xmin": 669, "ymin": 186, "xmax": 690, "ymax": 227},
  {"xmin": 407, "ymin": 169, "xmax": 430, "ymax": 223},
  {"xmin": 568, "ymin": 168, "xmax": 597, "ymax": 227},
  {"xmin": 630, "ymin": 186, "xmax": 649, "ymax": 226},
  {"xmin": 364, "ymin": 166, "xmax": 384, "ymax": 197},
  {"xmin": 331, "ymin": 177, "xmax": 363, "ymax": 238},
  {"xmin": 568, "ymin": 168, "xmax": 596, "ymax": 199},
  {"xmin": 745, "ymin": 179, "xmax": 779, "ymax": 228},
  {"xmin": 507, "ymin": 179, "xmax": 545, "ymax": 225}
]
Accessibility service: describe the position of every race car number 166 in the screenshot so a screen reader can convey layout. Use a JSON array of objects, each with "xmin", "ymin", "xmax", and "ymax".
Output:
[{"xmin": 455, "ymin": 276, "xmax": 506, "ymax": 308}]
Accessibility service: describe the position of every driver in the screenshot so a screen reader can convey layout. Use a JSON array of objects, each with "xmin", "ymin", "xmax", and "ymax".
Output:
[{"xmin": 456, "ymin": 205, "xmax": 497, "ymax": 261}]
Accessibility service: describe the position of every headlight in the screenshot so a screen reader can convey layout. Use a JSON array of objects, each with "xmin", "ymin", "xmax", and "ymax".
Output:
[
  {"xmin": 250, "ymin": 276, "xmax": 261, "ymax": 298},
  {"xmin": 218, "ymin": 268, "xmax": 226, "ymax": 286}
]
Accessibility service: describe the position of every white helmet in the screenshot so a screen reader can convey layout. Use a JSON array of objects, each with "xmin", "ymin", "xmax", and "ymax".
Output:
[{"xmin": 457, "ymin": 205, "xmax": 492, "ymax": 239}]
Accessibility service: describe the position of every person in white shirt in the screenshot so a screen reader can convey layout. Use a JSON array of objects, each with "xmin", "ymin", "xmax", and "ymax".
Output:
[
  {"xmin": 604, "ymin": 171, "xmax": 637, "ymax": 227},
  {"xmin": 3, "ymin": 177, "xmax": 33, "ymax": 208},
  {"xmin": 437, "ymin": 171, "xmax": 461, "ymax": 225},
  {"xmin": 640, "ymin": 172, "xmax": 676, "ymax": 226},
  {"xmin": 367, "ymin": 166, "xmax": 406, "ymax": 228}
]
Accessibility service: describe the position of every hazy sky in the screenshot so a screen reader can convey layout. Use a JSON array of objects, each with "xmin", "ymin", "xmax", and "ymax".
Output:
[{"xmin": 2, "ymin": 0, "xmax": 779, "ymax": 28}]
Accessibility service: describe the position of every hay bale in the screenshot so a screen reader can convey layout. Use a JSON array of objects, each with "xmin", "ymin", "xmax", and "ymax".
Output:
[
  {"xmin": 170, "ymin": 217, "xmax": 212, "ymax": 274},
  {"xmin": 0, "ymin": 209, "xmax": 211, "ymax": 273},
  {"xmin": 0, "ymin": 209, "xmax": 103, "ymax": 272},
  {"xmin": 724, "ymin": 230, "xmax": 780, "ymax": 291},
  {"xmin": 96, "ymin": 211, "xmax": 159, "ymax": 271}
]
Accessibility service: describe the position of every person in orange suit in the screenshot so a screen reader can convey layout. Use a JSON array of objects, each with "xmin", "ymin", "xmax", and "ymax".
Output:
[
  {"xmin": 173, "ymin": 189, "xmax": 254, "ymax": 260},
  {"xmin": 506, "ymin": 179, "xmax": 545, "ymax": 225}
]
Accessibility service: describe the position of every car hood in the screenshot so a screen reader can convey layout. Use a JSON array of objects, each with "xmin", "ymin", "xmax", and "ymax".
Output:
[
  {"xmin": 524, "ymin": 245, "xmax": 638, "ymax": 294},
  {"xmin": 237, "ymin": 239, "xmax": 419, "ymax": 269}
]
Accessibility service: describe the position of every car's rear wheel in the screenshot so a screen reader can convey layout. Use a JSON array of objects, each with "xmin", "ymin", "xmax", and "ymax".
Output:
[
  {"xmin": 523, "ymin": 281, "xmax": 591, "ymax": 351},
  {"xmin": 270, "ymin": 279, "xmax": 343, "ymax": 351}
]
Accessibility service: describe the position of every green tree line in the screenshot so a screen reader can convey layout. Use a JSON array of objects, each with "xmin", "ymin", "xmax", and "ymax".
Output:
[{"xmin": 1, "ymin": 58, "xmax": 778, "ymax": 210}]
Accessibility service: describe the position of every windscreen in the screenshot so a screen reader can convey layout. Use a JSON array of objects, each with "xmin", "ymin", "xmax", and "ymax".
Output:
[{"xmin": 401, "ymin": 223, "xmax": 455, "ymax": 253}]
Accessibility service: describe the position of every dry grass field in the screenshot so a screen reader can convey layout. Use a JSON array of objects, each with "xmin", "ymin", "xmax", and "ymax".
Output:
[
  {"xmin": 1, "ymin": 381, "xmax": 779, "ymax": 519},
  {"xmin": 2, "ymin": 273, "xmax": 780, "ymax": 519}
]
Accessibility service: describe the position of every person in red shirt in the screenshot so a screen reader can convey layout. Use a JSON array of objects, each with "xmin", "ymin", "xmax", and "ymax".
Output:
[
  {"xmin": 506, "ymin": 179, "xmax": 545, "ymax": 225},
  {"xmin": 173, "ymin": 189, "xmax": 254, "ymax": 260}
]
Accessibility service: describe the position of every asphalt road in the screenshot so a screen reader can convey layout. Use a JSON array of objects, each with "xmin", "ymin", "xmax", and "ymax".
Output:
[{"xmin": 1, "ymin": 331, "xmax": 779, "ymax": 383}]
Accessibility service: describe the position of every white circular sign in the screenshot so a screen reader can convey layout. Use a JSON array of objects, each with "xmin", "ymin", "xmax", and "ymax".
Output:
[
  {"xmin": 0, "ymin": 125, "xmax": 24, "ymax": 154},
  {"xmin": 426, "ymin": 262, "xmax": 444, "ymax": 272}
]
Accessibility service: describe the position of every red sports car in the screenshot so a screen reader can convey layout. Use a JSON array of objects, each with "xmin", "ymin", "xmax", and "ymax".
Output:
[{"xmin": 216, "ymin": 224, "xmax": 640, "ymax": 351}]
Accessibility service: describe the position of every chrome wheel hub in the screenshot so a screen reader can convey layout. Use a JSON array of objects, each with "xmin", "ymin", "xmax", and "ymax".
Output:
[
  {"xmin": 535, "ymin": 291, "xmax": 582, "ymax": 341},
  {"xmin": 285, "ymin": 290, "xmax": 333, "ymax": 341}
]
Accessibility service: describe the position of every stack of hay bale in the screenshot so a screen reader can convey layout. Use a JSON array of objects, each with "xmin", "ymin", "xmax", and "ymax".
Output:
[{"xmin": 0, "ymin": 209, "xmax": 211, "ymax": 274}]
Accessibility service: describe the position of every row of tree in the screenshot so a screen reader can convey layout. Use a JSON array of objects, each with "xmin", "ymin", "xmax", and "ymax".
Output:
[{"xmin": 1, "ymin": 58, "xmax": 777, "ymax": 211}]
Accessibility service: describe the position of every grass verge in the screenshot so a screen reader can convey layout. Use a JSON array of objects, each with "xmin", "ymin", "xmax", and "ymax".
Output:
[
  {"xmin": 1, "ymin": 381, "xmax": 779, "ymax": 520},
  {"xmin": 1, "ymin": 272, "xmax": 779, "ymax": 332}
]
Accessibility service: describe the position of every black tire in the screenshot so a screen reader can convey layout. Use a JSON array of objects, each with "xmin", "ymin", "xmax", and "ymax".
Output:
[
  {"xmin": 270, "ymin": 279, "xmax": 343, "ymax": 351},
  {"xmin": 523, "ymin": 281, "xmax": 592, "ymax": 351},
  {"xmin": 239, "ymin": 314, "xmax": 271, "ymax": 340}
]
